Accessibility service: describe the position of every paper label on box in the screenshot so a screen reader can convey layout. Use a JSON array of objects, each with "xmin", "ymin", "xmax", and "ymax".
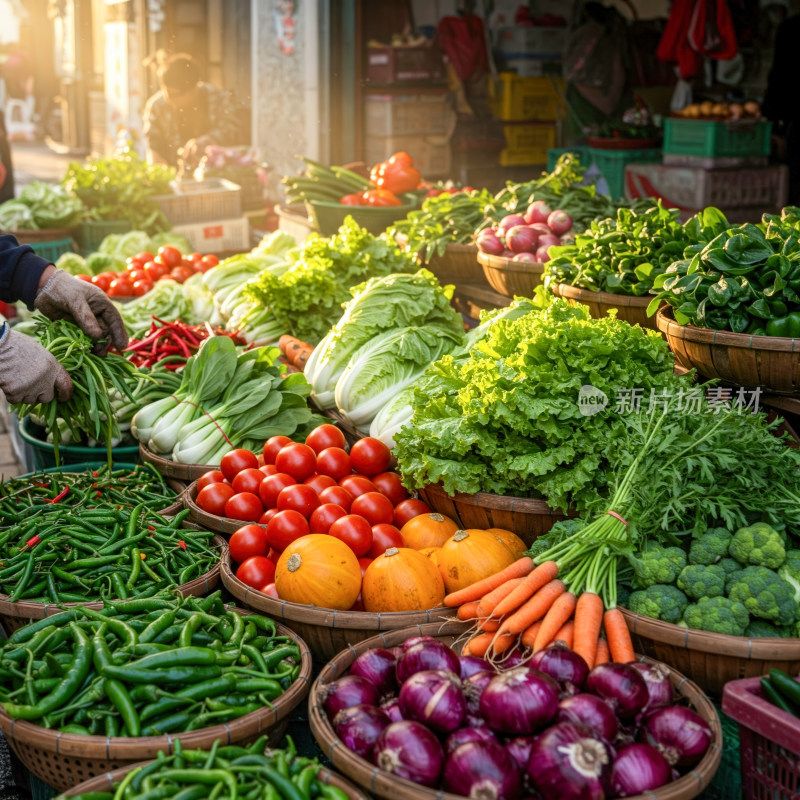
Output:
[{"xmin": 202, "ymin": 225, "xmax": 224, "ymax": 239}]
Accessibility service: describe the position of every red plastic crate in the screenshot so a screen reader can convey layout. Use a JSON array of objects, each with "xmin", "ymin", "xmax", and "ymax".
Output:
[{"xmin": 722, "ymin": 673, "xmax": 800, "ymax": 799}]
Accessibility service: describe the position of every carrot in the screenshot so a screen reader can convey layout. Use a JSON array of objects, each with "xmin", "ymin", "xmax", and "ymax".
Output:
[
  {"xmin": 594, "ymin": 638, "xmax": 610, "ymax": 667},
  {"xmin": 572, "ymin": 592, "xmax": 604, "ymax": 669},
  {"xmin": 489, "ymin": 631, "xmax": 518, "ymax": 657},
  {"xmin": 552, "ymin": 620, "xmax": 574, "ymax": 649},
  {"xmin": 462, "ymin": 632, "xmax": 495, "ymax": 658},
  {"xmin": 603, "ymin": 607, "xmax": 635, "ymax": 663},
  {"xmin": 489, "ymin": 561, "xmax": 559, "ymax": 619},
  {"xmin": 444, "ymin": 557, "xmax": 534, "ymax": 607},
  {"xmin": 477, "ymin": 576, "xmax": 527, "ymax": 618},
  {"xmin": 279, "ymin": 335, "xmax": 314, "ymax": 371},
  {"xmin": 533, "ymin": 591, "xmax": 577, "ymax": 652},
  {"xmin": 477, "ymin": 618, "xmax": 501, "ymax": 632},
  {"xmin": 457, "ymin": 600, "xmax": 481, "ymax": 621},
  {"xmin": 493, "ymin": 579, "xmax": 566, "ymax": 644},
  {"xmin": 521, "ymin": 620, "xmax": 544, "ymax": 650}
]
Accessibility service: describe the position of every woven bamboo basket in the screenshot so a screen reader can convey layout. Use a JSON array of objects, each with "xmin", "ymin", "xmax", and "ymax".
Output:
[
  {"xmin": 396, "ymin": 233, "xmax": 484, "ymax": 285},
  {"xmin": 138, "ymin": 442, "xmax": 216, "ymax": 482},
  {"xmin": 550, "ymin": 283, "xmax": 660, "ymax": 332},
  {"xmin": 308, "ymin": 620, "xmax": 722, "ymax": 800},
  {"xmin": 478, "ymin": 251, "xmax": 546, "ymax": 297},
  {"xmin": 0, "ymin": 532, "xmax": 225, "ymax": 635},
  {"xmin": 183, "ymin": 480, "xmax": 245, "ymax": 535},
  {"xmin": 9, "ymin": 227, "xmax": 78, "ymax": 244},
  {"xmin": 621, "ymin": 608, "xmax": 800, "ymax": 698},
  {"xmin": 220, "ymin": 549, "xmax": 456, "ymax": 663},
  {"xmin": 417, "ymin": 483, "xmax": 572, "ymax": 546},
  {"xmin": 0, "ymin": 611, "xmax": 312, "ymax": 792},
  {"xmin": 657, "ymin": 307, "xmax": 800, "ymax": 394},
  {"xmin": 60, "ymin": 761, "xmax": 370, "ymax": 799}
]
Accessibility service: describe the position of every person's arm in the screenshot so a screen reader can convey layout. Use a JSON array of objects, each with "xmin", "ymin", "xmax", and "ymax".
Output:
[
  {"xmin": 203, "ymin": 86, "xmax": 243, "ymax": 146},
  {"xmin": 0, "ymin": 234, "xmax": 51, "ymax": 308}
]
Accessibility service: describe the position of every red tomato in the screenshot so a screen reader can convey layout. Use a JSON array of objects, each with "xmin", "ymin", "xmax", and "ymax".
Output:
[
  {"xmin": 358, "ymin": 557, "xmax": 372, "ymax": 577},
  {"xmin": 128, "ymin": 268, "xmax": 147, "ymax": 282},
  {"xmin": 304, "ymin": 474, "xmax": 336, "ymax": 494},
  {"xmin": 393, "ymin": 498, "xmax": 432, "ymax": 529},
  {"xmin": 258, "ymin": 472, "xmax": 297, "ymax": 509},
  {"xmin": 259, "ymin": 508, "xmax": 279, "ymax": 525},
  {"xmin": 318, "ymin": 485, "xmax": 354, "ymax": 512},
  {"xmin": 267, "ymin": 547, "xmax": 282, "ymax": 561},
  {"xmin": 263, "ymin": 435, "xmax": 293, "ymax": 465},
  {"xmin": 260, "ymin": 464, "xmax": 278, "ymax": 477},
  {"xmin": 371, "ymin": 472, "xmax": 408, "ymax": 506},
  {"xmin": 309, "ymin": 503, "xmax": 347, "ymax": 534},
  {"xmin": 131, "ymin": 279, "xmax": 153, "ymax": 297},
  {"xmin": 185, "ymin": 252, "xmax": 204, "ymax": 269},
  {"xmin": 220, "ymin": 449, "xmax": 258, "ymax": 482},
  {"xmin": 197, "ymin": 469, "xmax": 226, "ymax": 492},
  {"xmin": 267, "ymin": 509, "xmax": 309, "ymax": 551},
  {"xmin": 305, "ymin": 424, "xmax": 346, "ymax": 454},
  {"xmin": 339, "ymin": 475, "xmax": 378, "ymax": 499},
  {"xmin": 75, "ymin": 274, "xmax": 92, "ymax": 282},
  {"xmin": 257, "ymin": 454, "xmax": 266, "ymax": 467},
  {"xmin": 91, "ymin": 272, "xmax": 116, "ymax": 292},
  {"xmin": 351, "ymin": 491, "xmax": 394, "ymax": 526},
  {"xmin": 276, "ymin": 484, "xmax": 320, "ymax": 517},
  {"xmin": 231, "ymin": 468, "xmax": 266, "ymax": 496},
  {"xmin": 224, "ymin": 492, "xmax": 263, "ymax": 522},
  {"xmin": 144, "ymin": 260, "xmax": 168, "ymax": 281},
  {"xmin": 275, "ymin": 443, "xmax": 317, "ymax": 482},
  {"xmin": 108, "ymin": 277, "xmax": 134, "ymax": 297},
  {"xmin": 349, "ymin": 438, "xmax": 392, "ymax": 477},
  {"xmin": 236, "ymin": 556, "xmax": 276, "ymax": 589},
  {"xmin": 229, "ymin": 524, "xmax": 269, "ymax": 564},
  {"xmin": 315, "ymin": 447, "xmax": 352, "ymax": 481},
  {"xmin": 200, "ymin": 254, "xmax": 220, "ymax": 271},
  {"xmin": 368, "ymin": 523, "xmax": 403, "ymax": 558},
  {"xmin": 260, "ymin": 582, "xmax": 279, "ymax": 598},
  {"xmin": 158, "ymin": 245, "xmax": 183, "ymax": 268},
  {"xmin": 329, "ymin": 514, "xmax": 373, "ymax": 557},
  {"xmin": 196, "ymin": 482, "xmax": 235, "ymax": 515},
  {"xmin": 170, "ymin": 265, "xmax": 194, "ymax": 284},
  {"xmin": 134, "ymin": 251, "xmax": 154, "ymax": 264}
]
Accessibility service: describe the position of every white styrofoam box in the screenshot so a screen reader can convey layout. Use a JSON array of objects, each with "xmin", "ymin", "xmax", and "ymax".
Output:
[
  {"xmin": 494, "ymin": 26, "xmax": 567, "ymax": 57},
  {"xmin": 172, "ymin": 217, "xmax": 251, "ymax": 255}
]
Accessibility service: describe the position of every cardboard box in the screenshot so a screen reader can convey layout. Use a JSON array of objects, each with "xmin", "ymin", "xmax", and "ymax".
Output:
[
  {"xmin": 365, "ymin": 93, "xmax": 455, "ymax": 138},
  {"xmin": 364, "ymin": 134, "xmax": 451, "ymax": 177},
  {"xmin": 172, "ymin": 217, "xmax": 250, "ymax": 254}
]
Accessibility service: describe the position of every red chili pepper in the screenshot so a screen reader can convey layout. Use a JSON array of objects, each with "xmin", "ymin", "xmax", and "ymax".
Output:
[
  {"xmin": 177, "ymin": 541, "xmax": 187, "ymax": 550},
  {"xmin": 45, "ymin": 486, "xmax": 70, "ymax": 504},
  {"xmin": 26, "ymin": 535, "xmax": 41, "ymax": 548},
  {"xmin": 95, "ymin": 491, "xmax": 102, "ymax": 498}
]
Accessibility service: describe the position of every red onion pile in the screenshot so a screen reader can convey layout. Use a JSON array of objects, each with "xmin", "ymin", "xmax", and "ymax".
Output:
[{"xmin": 322, "ymin": 639, "xmax": 713, "ymax": 800}]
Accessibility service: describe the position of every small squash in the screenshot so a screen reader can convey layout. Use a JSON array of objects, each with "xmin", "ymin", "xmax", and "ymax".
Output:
[
  {"xmin": 400, "ymin": 513, "xmax": 459, "ymax": 550},
  {"xmin": 419, "ymin": 546, "xmax": 441, "ymax": 567},
  {"xmin": 275, "ymin": 534, "xmax": 361, "ymax": 610},
  {"xmin": 362, "ymin": 547, "xmax": 445, "ymax": 612},
  {"xmin": 438, "ymin": 529, "xmax": 516, "ymax": 593},
  {"xmin": 487, "ymin": 527, "xmax": 527, "ymax": 560}
]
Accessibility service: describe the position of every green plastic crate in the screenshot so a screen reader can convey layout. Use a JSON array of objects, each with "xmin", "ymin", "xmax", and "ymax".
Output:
[
  {"xmin": 699, "ymin": 703, "xmax": 742, "ymax": 800},
  {"xmin": 28, "ymin": 237, "xmax": 75, "ymax": 263},
  {"xmin": 664, "ymin": 118, "xmax": 771, "ymax": 159},
  {"xmin": 587, "ymin": 146, "xmax": 662, "ymax": 199},
  {"xmin": 77, "ymin": 219, "xmax": 133, "ymax": 255},
  {"xmin": 547, "ymin": 147, "xmax": 589, "ymax": 172}
]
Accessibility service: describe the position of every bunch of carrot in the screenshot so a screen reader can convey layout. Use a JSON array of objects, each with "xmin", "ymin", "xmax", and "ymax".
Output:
[{"xmin": 445, "ymin": 556, "xmax": 635, "ymax": 669}]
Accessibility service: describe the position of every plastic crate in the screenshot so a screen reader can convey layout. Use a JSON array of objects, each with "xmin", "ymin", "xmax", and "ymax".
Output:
[
  {"xmin": 77, "ymin": 219, "xmax": 133, "ymax": 255},
  {"xmin": 364, "ymin": 134, "xmax": 452, "ymax": 177},
  {"xmin": 663, "ymin": 118, "xmax": 771, "ymax": 159},
  {"xmin": 499, "ymin": 122, "xmax": 557, "ymax": 166},
  {"xmin": 365, "ymin": 92, "xmax": 455, "ymax": 138},
  {"xmin": 701, "ymin": 703, "xmax": 743, "ymax": 800},
  {"xmin": 366, "ymin": 44, "xmax": 445, "ymax": 83},
  {"xmin": 489, "ymin": 73, "xmax": 565, "ymax": 121},
  {"xmin": 171, "ymin": 216, "xmax": 250, "ymax": 254},
  {"xmin": 27, "ymin": 237, "xmax": 76, "ymax": 263},
  {"xmin": 152, "ymin": 178, "xmax": 243, "ymax": 226},
  {"xmin": 587, "ymin": 146, "xmax": 662, "ymax": 199},
  {"xmin": 722, "ymin": 672, "xmax": 800, "ymax": 800}
]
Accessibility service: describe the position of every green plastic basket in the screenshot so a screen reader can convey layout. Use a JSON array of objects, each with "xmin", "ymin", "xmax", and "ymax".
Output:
[
  {"xmin": 77, "ymin": 219, "xmax": 133, "ymax": 255},
  {"xmin": 305, "ymin": 193, "xmax": 419, "ymax": 237},
  {"xmin": 547, "ymin": 147, "xmax": 589, "ymax": 172},
  {"xmin": 587, "ymin": 146, "xmax": 662, "ymax": 199},
  {"xmin": 663, "ymin": 118, "xmax": 771, "ymax": 159},
  {"xmin": 699, "ymin": 703, "xmax": 742, "ymax": 800},
  {"xmin": 28, "ymin": 237, "xmax": 76, "ymax": 263}
]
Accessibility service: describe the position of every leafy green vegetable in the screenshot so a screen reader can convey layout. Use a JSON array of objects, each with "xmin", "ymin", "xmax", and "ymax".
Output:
[
  {"xmin": 118, "ymin": 281, "xmax": 196, "ymax": 336},
  {"xmin": 54, "ymin": 252, "xmax": 90, "ymax": 276},
  {"xmin": 0, "ymin": 183, "xmax": 85, "ymax": 230}
]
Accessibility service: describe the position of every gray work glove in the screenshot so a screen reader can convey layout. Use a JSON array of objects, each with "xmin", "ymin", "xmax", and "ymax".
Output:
[
  {"xmin": 0, "ymin": 327, "xmax": 73, "ymax": 404},
  {"xmin": 34, "ymin": 269, "xmax": 129, "ymax": 355}
]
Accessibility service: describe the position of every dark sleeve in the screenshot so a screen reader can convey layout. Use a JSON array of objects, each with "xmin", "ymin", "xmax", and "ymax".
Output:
[{"xmin": 0, "ymin": 234, "xmax": 50, "ymax": 308}]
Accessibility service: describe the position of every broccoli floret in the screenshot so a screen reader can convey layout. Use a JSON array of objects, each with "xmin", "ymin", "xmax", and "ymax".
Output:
[
  {"xmin": 745, "ymin": 619, "xmax": 793, "ymax": 638},
  {"xmin": 627, "ymin": 584, "xmax": 689, "ymax": 625},
  {"xmin": 725, "ymin": 567, "xmax": 746, "ymax": 595},
  {"xmin": 629, "ymin": 542, "xmax": 687, "ymax": 589},
  {"xmin": 729, "ymin": 523, "xmax": 786, "ymax": 569},
  {"xmin": 718, "ymin": 557, "xmax": 742, "ymax": 577},
  {"xmin": 683, "ymin": 597, "xmax": 749, "ymax": 636},
  {"xmin": 689, "ymin": 528, "xmax": 733, "ymax": 566},
  {"xmin": 778, "ymin": 548, "xmax": 800, "ymax": 605},
  {"xmin": 677, "ymin": 564, "xmax": 726, "ymax": 601},
  {"xmin": 727, "ymin": 566, "xmax": 798, "ymax": 625}
]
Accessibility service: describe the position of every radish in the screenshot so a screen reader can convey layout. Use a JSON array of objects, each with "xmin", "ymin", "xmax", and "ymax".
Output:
[
  {"xmin": 537, "ymin": 233, "xmax": 561, "ymax": 249},
  {"xmin": 512, "ymin": 252, "xmax": 538, "ymax": 262},
  {"xmin": 536, "ymin": 244, "xmax": 554, "ymax": 263},
  {"xmin": 476, "ymin": 230, "xmax": 504, "ymax": 256},
  {"xmin": 547, "ymin": 210, "xmax": 573, "ymax": 236},
  {"xmin": 497, "ymin": 214, "xmax": 527, "ymax": 236},
  {"xmin": 506, "ymin": 226, "xmax": 539, "ymax": 254},
  {"xmin": 560, "ymin": 232, "xmax": 576, "ymax": 245},
  {"xmin": 524, "ymin": 201, "xmax": 552, "ymax": 225}
]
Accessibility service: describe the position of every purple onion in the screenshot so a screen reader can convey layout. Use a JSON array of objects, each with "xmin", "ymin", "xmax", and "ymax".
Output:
[
  {"xmin": 333, "ymin": 704, "xmax": 390, "ymax": 759},
  {"xmin": 463, "ymin": 669, "xmax": 495, "ymax": 713},
  {"xmin": 498, "ymin": 213, "xmax": 528, "ymax": 235},
  {"xmin": 465, "ymin": 711, "xmax": 488, "ymax": 728},
  {"xmin": 585, "ymin": 663, "xmax": 649, "ymax": 720},
  {"xmin": 641, "ymin": 705, "xmax": 713, "ymax": 767},
  {"xmin": 401, "ymin": 635, "xmax": 440, "ymax": 652},
  {"xmin": 398, "ymin": 669, "xmax": 466, "ymax": 734},
  {"xmin": 373, "ymin": 720, "xmax": 444, "ymax": 787},
  {"xmin": 557, "ymin": 693, "xmax": 619, "ymax": 742},
  {"xmin": 396, "ymin": 641, "xmax": 460, "ymax": 683},
  {"xmin": 480, "ymin": 667, "xmax": 559, "ymax": 735},
  {"xmin": 506, "ymin": 736, "xmax": 536, "ymax": 771},
  {"xmin": 461, "ymin": 654, "xmax": 495, "ymax": 679},
  {"xmin": 443, "ymin": 740, "xmax": 522, "ymax": 800},
  {"xmin": 629, "ymin": 662, "xmax": 674, "ymax": 710},
  {"xmin": 380, "ymin": 696, "xmax": 404, "ymax": 723},
  {"xmin": 610, "ymin": 743, "xmax": 672, "ymax": 796},
  {"xmin": 391, "ymin": 646, "xmax": 404, "ymax": 659},
  {"xmin": 323, "ymin": 675, "xmax": 379, "ymax": 720},
  {"xmin": 529, "ymin": 644, "xmax": 590, "ymax": 695},
  {"xmin": 350, "ymin": 648, "xmax": 397, "ymax": 697},
  {"xmin": 498, "ymin": 647, "xmax": 526, "ymax": 669},
  {"xmin": 445, "ymin": 725, "xmax": 498, "ymax": 754}
]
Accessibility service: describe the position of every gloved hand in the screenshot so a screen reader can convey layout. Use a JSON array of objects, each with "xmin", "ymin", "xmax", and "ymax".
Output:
[
  {"xmin": 0, "ymin": 327, "xmax": 72, "ymax": 404},
  {"xmin": 34, "ymin": 269, "xmax": 129, "ymax": 355}
]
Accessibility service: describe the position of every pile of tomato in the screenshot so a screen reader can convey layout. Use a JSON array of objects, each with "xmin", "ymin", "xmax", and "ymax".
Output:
[
  {"xmin": 77, "ymin": 245, "xmax": 220, "ymax": 298},
  {"xmin": 193, "ymin": 425, "xmax": 432, "ymax": 601}
]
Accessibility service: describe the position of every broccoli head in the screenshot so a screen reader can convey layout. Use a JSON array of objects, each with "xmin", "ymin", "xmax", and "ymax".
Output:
[
  {"xmin": 745, "ymin": 619, "xmax": 793, "ymax": 638},
  {"xmin": 683, "ymin": 597, "xmax": 749, "ymax": 636},
  {"xmin": 718, "ymin": 557, "xmax": 742, "ymax": 577},
  {"xmin": 778, "ymin": 548, "xmax": 800, "ymax": 605},
  {"xmin": 727, "ymin": 566, "xmax": 798, "ymax": 625},
  {"xmin": 729, "ymin": 523, "xmax": 786, "ymax": 569},
  {"xmin": 627, "ymin": 584, "xmax": 689, "ymax": 625},
  {"xmin": 689, "ymin": 528, "xmax": 733, "ymax": 566},
  {"xmin": 629, "ymin": 542, "xmax": 687, "ymax": 589},
  {"xmin": 676, "ymin": 564, "xmax": 726, "ymax": 601}
]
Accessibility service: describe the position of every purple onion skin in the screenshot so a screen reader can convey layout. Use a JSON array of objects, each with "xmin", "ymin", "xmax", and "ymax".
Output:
[
  {"xmin": 445, "ymin": 725, "xmax": 498, "ymax": 754},
  {"xmin": 557, "ymin": 693, "xmax": 619, "ymax": 742},
  {"xmin": 323, "ymin": 675, "xmax": 380, "ymax": 720},
  {"xmin": 443, "ymin": 740, "xmax": 523, "ymax": 800},
  {"xmin": 585, "ymin": 663, "xmax": 649, "ymax": 721},
  {"xmin": 398, "ymin": 669, "xmax": 466, "ymax": 734},
  {"xmin": 641, "ymin": 705, "xmax": 713, "ymax": 767},
  {"xmin": 465, "ymin": 711, "xmax": 488, "ymax": 728},
  {"xmin": 497, "ymin": 647, "xmax": 527, "ymax": 670},
  {"xmin": 506, "ymin": 736, "xmax": 537, "ymax": 771},
  {"xmin": 380, "ymin": 696, "xmax": 404, "ymax": 723},
  {"xmin": 373, "ymin": 720, "xmax": 444, "ymax": 788},
  {"xmin": 629, "ymin": 662, "xmax": 674, "ymax": 710},
  {"xmin": 530, "ymin": 644, "xmax": 590, "ymax": 695},
  {"xmin": 480, "ymin": 668, "xmax": 559, "ymax": 735},
  {"xmin": 396, "ymin": 641, "xmax": 460, "ymax": 683},
  {"xmin": 401, "ymin": 635, "xmax": 440, "ymax": 652},
  {"xmin": 391, "ymin": 646, "xmax": 404, "ymax": 659},
  {"xmin": 610, "ymin": 743, "xmax": 672, "ymax": 797},
  {"xmin": 527, "ymin": 722, "xmax": 612, "ymax": 800},
  {"xmin": 461, "ymin": 654, "xmax": 495, "ymax": 678},
  {"xmin": 463, "ymin": 669, "xmax": 495, "ymax": 713},
  {"xmin": 332, "ymin": 704, "xmax": 390, "ymax": 759},
  {"xmin": 349, "ymin": 648, "xmax": 397, "ymax": 698}
]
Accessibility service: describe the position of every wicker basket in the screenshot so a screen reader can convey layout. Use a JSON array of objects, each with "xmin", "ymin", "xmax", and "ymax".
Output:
[
  {"xmin": 0, "ymin": 533, "xmax": 225, "ymax": 635},
  {"xmin": 657, "ymin": 307, "xmax": 800, "ymax": 394},
  {"xmin": 417, "ymin": 482, "xmax": 572, "ymax": 547},
  {"xmin": 0, "ymin": 611, "xmax": 312, "ymax": 792},
  {"xmin": 396, "ymin": 234, "xmax": 484, "ymax": 285},
  {"xmin": 478, "ymin": 251, "xmax": 546, "ymax": 297},
  {"xmin": 220, "ymin": 549, "xmax": 456, "ymax": 663},
  {"xmin": 308, "ymin": 620, "xmax": 722, "ymax": 800},
  {"xmin": 7, "ymin": 227, "xmax": 78, "ymax": 244},
  {"xmin": 550, "ymin": 283, "xmax": 660, "ymax": 332},
  {"xmin": 183, "ymin": 480, "xmax": 244, "ymax": 535},
  {"xmin": 138, "ymin": 442, "xmax": 216, "ymax": 482},
  {"xmin": 621, "ymin": 608, "xmax": 800, "ymax": 698}
]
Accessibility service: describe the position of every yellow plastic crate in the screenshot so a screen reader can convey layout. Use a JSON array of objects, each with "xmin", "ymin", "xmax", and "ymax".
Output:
[
  {"xmin": 499, "ymin": 123, "xmax": 557, "ymax": 166},
  {"xmin": 489, "ymin": 73, "xmax": 565, "ymax": 122}
]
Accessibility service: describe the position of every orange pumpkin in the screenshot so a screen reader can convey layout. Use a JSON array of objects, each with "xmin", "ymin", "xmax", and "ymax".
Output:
[
  {"xmin": 487, "ymin": 527, "xmax": 527, "ymax": 559},
  {"xmin": 419, "ymin": 546, "xmax": 441, "ymax": 567},
  {"xmin": 275, "ymin": 534, "xmax": 361, "ymax": 610},
  {"xmin": 437, "ymin": 529, "xmax": 516, "ymax": 593},
  {"xmin": 362, "ymin": 547, "xmax": 445, "ymax": 612},
  {"xmin": 400, "ymin": 513, "xmax": 459, "ymax": 550}
]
